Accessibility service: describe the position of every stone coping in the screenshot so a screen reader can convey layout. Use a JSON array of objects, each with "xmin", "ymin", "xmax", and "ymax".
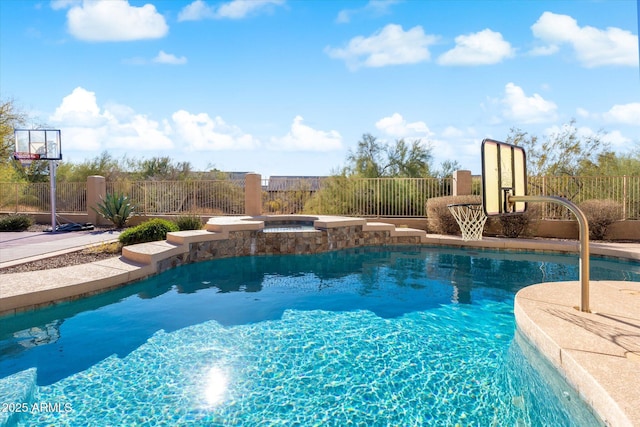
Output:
[
  {"xmin": 1, "ymin": 215, "xmax": 639, "ymax": 425},
  {"xmin": 205, "ymin": 214, "xmax": 367, "ymax": 232},
  {"xmin": 515, "ymin": 280, "xmax": 640, "ymax": 426}
]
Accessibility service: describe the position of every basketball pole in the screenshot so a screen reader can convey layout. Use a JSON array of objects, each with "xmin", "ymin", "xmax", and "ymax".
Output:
[
  {"xmin": 50, "ymin": 159, "xmax": 57, "ymax": 232},
  {"xmin": 509, "ymin": 195, "xmax": 590, "ymax": 313}
]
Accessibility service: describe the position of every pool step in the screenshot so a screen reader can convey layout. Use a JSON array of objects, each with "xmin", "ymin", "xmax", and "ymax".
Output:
[
  {"xmin": 364, "ymin": 222, "xmax": 428, "ymax": 242},
  {"xmin": 166, "ymin": 230, "xmax": 227, "ymax": 245},
  {"xmin": 0, "ymin": 368, "xmax": 37, "ymax": 426},
  {"xmin": 122, "ymin": 240, "xmax": 186, "ymax": 266}
]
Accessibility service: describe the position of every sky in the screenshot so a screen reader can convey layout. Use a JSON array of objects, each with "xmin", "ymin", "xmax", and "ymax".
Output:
[{"xmin": 1, "ymin": 0, "xmax": 639, "ymax": 178}]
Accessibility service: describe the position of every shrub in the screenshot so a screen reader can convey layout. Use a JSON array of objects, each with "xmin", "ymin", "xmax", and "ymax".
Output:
[
  {"xmin": 84, "ymin": 241, "xmax": 122, "ymax": 255},
  {"xmin": 579, "ymin": 199, "xmax": 621, "ymax": 240},
  {"xmin": 119, "ymin": 218, "xmax": 178, "ymax": 246},
  {"xmin": 498, "ymin": 204, "xmax": 540, "ymax": 238},
  {"xmin": 426, "ymin": 195, "xmax": 482, "ymax": 235},
  {"xmin": 0, "ymin": 214, "xmax": 34, "ymax": 231},
  {"xmin": 94, "ymin": 193, "xmax": 134, "ymax": 229},
  {"xmin": 175, "ymin": 214, "xmax": 203, "ymax": 231}
]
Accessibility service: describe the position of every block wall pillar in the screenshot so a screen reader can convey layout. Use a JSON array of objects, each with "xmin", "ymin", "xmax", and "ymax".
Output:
[
  {"xmin": 245, "ymin": 173, "xmax": 262, "ymax": 216},
  {"xmin": 87, "ymin": 175, "xmax": 106, "ymax": 225},
  {"xmin": 452, "ymin": 170, "xmax": 472, "ymax": 196}
]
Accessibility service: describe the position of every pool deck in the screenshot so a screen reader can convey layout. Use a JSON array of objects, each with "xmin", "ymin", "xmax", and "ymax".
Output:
[{"xmin": 0, "ymin": 216, "xmax": 639, "ymax": 426}]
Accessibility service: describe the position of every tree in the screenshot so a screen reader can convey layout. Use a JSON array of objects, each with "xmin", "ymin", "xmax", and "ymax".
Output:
[
  {"xmin": 578, "ymin": 146, "xmax": 640, "ymax": 176},
  {"xmin": 0, "ymin": 98, "xmax": 28, "ymax": 163},
  {"xmin": 56, "ymin": 151, "xmax": 127, "ymax": 182},
  {"xmin": 345, "ymin": 133, "xmax": 432, "ymax": 178},
  {"xmin": 506, "ymin": 119, "xmax": 610, "ymax": 176},
  {"xmin": 433, "ymin": 160, "xmax": 462, "ymax": 179},
  {"xmin": 133, "ymin": 156, "xmax": 193, "ymax": 181}
]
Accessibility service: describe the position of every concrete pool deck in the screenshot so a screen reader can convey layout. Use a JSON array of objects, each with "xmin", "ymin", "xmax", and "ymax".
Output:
[{"xmin": 0, "ymin": 216, "xmax": 639, "ymax": 425}]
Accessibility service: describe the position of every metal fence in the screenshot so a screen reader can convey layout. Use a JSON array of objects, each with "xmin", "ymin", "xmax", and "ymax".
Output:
[
  {"xmin": 528, "ymin": 175, "xmax": 640, "ymax": 220},
  {"xmin": 262, "ymin": 176, "xmax": 453, "ymax": 217},
  {"xmin": 1, "ymin": 175, "xmax": 639, "ymax": 220},
  {"xmin": 0, "ymin": 182, "xmax": 86, "ymax": 213},
  {"xmin": 106, "ymin": 180, "xmax": 245, "ymax": 215}
]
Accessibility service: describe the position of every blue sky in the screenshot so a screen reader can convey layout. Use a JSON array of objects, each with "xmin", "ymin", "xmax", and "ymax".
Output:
[{"xmin": 1, "ymin": 0, "xmax": 639, "ymax": 177}]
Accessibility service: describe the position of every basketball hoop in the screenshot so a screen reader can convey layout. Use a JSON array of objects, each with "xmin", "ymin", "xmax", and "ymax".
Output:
[
  {"xmin": 14, "ymin": 129, "xmax": 62, "ymax": 232},
  {"xmin": 447, "ymin": 203, "xmax": 487, "ymax": 241},
  {"xmin": 13, "ymin": 151, "xmax": 41, "ymax": 168}
]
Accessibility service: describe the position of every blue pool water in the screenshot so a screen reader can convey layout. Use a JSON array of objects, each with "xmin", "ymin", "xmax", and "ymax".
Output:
[{"xmin": 1, "ymin": 246, "xmax": 638, "ymax": 426}]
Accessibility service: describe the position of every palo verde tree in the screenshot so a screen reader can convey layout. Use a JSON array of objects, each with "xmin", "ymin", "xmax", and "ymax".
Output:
[
  {"xmin": 505, "ymin": 119, "xmax": 610, "ymax": 176},
  {"xmin": 304, "ymin": 133, "xmax": 435, "ymax": 216},
  {"xmin": 0, "ymin": 98, "xmax": 27, "ymax": 163},
  {"xmin": 506, "ymin": 120, "xmax": 639, "ymax": 217},
  {"xmin": 345, "ymin": 133, "xmax": 432, "ymax": 178},
  {"xmin": 0, "ymin": 97, "xmax": 52, "ymax": 182}
]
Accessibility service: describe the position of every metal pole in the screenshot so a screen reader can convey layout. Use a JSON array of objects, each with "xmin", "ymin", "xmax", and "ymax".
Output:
[
  {"xmin": 50, "ymin": 160, "xmax": 57, "ymax": 232},
  {"xmin": 510, "ymin": 195, "xmax": 590, "ymax": 312}
]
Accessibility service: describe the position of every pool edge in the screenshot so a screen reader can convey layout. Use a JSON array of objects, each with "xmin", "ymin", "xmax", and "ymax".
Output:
[{"xmin": 515, "ymin": 280, "xmax": 640, "ymax": 427}]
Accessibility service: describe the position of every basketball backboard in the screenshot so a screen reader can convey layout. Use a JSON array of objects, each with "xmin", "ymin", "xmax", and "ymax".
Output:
[
  {"xmin": 14, "ymin": 129, "xmax": 62, "ymax": 161},
  {"xmin": 481, "ymin": 139, "xmax": 527, "ymax": 216}
]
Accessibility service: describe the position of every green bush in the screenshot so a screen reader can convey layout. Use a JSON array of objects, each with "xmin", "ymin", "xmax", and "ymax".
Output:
[
  {"xmin": 175, "ymin": 214, "xmax": 203, "ymax": 231},
  {"xmin": 94, "ymin": 193, "xmax": 134, "ymax": 229},
  {"xmin": 426, "ymin": 195, "xmax": 482, "ymax": 235},
  {"xmin": 119, "ymin": 218, "xmax": 178, "ymax": 246},
  {"xmin": 579, "ymin": 199, "xmax": 621, "ymax": 240},
  {"xmin": 0, "ymin": 214, "xmax": 34, "ymax": 231}
]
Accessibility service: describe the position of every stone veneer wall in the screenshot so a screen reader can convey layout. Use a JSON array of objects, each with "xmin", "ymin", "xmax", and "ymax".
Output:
[{"xmin": 156, "ymin": 225, "xmax": 422, "ymax": 274}]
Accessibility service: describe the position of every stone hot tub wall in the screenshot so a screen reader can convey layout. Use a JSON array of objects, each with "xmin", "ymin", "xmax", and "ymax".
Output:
[{"xmin": 153, "ymin": 217, "xmax": 427, "ymax": 274}]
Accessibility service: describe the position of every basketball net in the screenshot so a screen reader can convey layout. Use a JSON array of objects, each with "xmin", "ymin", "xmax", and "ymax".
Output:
[{"xmin": 448, "ymin": 204, "xmax": 487, "ymax": 241}]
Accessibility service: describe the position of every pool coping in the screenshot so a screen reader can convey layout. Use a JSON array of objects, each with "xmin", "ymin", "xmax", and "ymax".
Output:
[
  {"xmin": 515, "ymin": 280, "xmax": 640, "ymax": 426},
  {"xmin": 1, "ymin": 215, "xmax": 639, "ymax": 425}
]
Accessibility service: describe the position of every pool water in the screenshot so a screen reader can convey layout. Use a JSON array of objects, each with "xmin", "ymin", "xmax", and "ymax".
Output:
[
  {"xmin": 261, "ymin": 220, "xmax": 317, "ymax": 232},
  {"xmin": 1, "ymin": 246, "xmax": 638, "ymax": 426}
]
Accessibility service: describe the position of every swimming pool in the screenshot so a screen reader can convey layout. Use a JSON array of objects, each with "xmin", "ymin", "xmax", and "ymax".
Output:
[{"xmin": 1, "ymin": 246, "xmax": 637, "ymax": 425}]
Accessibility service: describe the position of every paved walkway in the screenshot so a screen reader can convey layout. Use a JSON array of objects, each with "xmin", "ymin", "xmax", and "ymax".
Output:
[{"xmin": 0, "ymin": 230, "xmax": 121, "ymax": 268}]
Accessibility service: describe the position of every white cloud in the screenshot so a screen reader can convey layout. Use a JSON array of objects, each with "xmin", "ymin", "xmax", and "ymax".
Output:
[
  {"xmin": 269, "ymin": 116, "xmax": 342, "ymax": 151},
  {"xmin": 576, "ymin": 107, "xmax": 590, "ymax": 119},
  {"xmin": 530, "ymin": 11, "xmax": 639, "ymax": 67},
  {"xmin": 603, "ymin": 103, "xmax": 640, "ymax": 126},
  {"xmin": 600, "ymin": 130, "xmax": 630, "ymax": 148},
  {"xmin": 50, "ymin": 87, "xmax": 107, "ymax": 128},
  {"xmin": 437, "ymin": 29, "xmax": 515, "ymax": 66},
  {"xmin": 178, "ymin": 0, "xmax": 215, "ymax": 21},
  {"xmin": 62, "ymin": 0, "xmax": 168, "ymax": 42},
  {"xmin": 217, "ymin": 0, "xmax": 284, "ymax": 19},
  {"xmin": 49, "ymin": 87, "xmax": 173, "ymax": 150},
  {"xmin": 172, "ymin": 110, "xmax": 259, "ymax": 150},
  {"xmin": 50, "ymin": 0, "xmax": 80, "ymax": 11},
  {"xmin": 178, "ymin": 0, "xmax": 285, "ymax": 21},
  {"xmin": 335, "ymin": 0, "xmax": 400, "ymax": 24},
  {"xmin": 325, "ymin": 24, "xmax": 438, "ymax": 70},
  {"xmin": 441, "ymin": 126, "xmax": 467, "ymax": 139},
  {"xmin": 375, "ymin": 113, "xmax": 432, "ymax": 138},
  {"xmin": 528, "ymin": 44, "xmax": 559, "ymax": 57},
  {"xmin": 153, "ymin": 51, "xmax": 187, "ymax": 65},
  {"xmin": 501, "ymin": 82, "xmax": 558, "ymax": 124}
]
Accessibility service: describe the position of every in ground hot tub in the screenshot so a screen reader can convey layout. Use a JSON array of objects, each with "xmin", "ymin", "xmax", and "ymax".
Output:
[{"xmin": 262, "ymin": 219, "xmax": 317, "ymax": 233}]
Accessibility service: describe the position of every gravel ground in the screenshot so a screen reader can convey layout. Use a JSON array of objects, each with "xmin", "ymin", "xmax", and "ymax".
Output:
[{"xmin": 0, "ymin": 223, "xmax": 121, "ymax": 275}]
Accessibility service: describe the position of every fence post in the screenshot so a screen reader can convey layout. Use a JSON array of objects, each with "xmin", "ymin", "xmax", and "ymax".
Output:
[
  {"xmin": 87, "ymin": 175, "xmax": 106, "ymax": 225},
  {"xmin": 245, "ymin": 173, "xmax": 262, "ymax": 216},
  {"xmin": 623, "ymin": 175, "xmax": 628, "ymax": 220},
  {"xmin": 452, "ymin": 170, "xmax": 472, "ymax": 196}
]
